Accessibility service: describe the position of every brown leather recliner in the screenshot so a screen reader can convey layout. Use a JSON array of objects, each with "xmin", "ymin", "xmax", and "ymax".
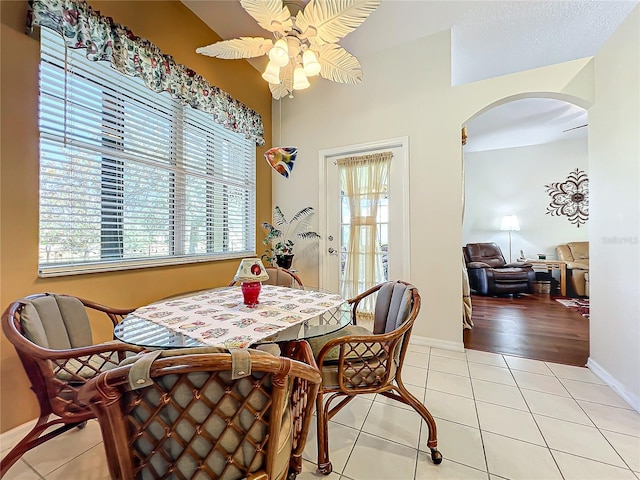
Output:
[{"xmin": 463, "ymin": 243, "xmax": 535, "ymax": 295}]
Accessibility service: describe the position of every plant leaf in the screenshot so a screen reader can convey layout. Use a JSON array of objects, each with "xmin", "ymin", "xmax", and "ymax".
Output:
[
  {"xmin": 296, "ymin": 0, "xmax": 380, "ymax": 45},
  {"xmin": 196, "ymin": 37, "xmax": 273, "ymax": 59},
  {"xmin": 291, "ymin": 207, "xmax": 316, "ymax": 237},
  {"xmin": 261, "ymin": 222, "xmax": 282, "ymax": 239},
  {"xmin": 317, "ymin": 44, "xmax": 362, "ymax": 84},
  {"xmin": 273, "ymin": 206, "xmax": 287, "ymax": 227},
  {"xmin": 268, "ymin": 63, "xmax": 294, "ymax": 100},
  {"xmin": 297, "ymin": 231, "xmax": 321, "ymax": 240},
  {"xmin": 240, "ymin": 0, "xmax": 293, "ymax": 35},
  {"xmin": 291, "ymin": 207, "xmax": 315, "ymax": 223}
]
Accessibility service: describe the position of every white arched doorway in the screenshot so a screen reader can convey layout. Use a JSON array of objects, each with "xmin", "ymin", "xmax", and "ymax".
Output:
[{"xmin": 461, "ymin": 94, "xmax": 590, "ymax": 364}]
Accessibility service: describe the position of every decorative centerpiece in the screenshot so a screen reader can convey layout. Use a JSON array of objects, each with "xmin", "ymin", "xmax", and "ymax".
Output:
[
  {"xmin": 261, "ymin": 206, "xmax": 321, "ymax": 269},
  {"xmin": 234, "ymin": 258, "xmax": 270, "ymax": 307}
]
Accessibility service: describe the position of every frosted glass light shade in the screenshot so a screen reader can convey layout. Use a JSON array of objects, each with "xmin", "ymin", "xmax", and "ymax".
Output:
[
  {"xmin": 293, "ymin": 66, "xmax": 310, "ymax": 90},
  {"xmin": 262, "ymin": 61, "xmax": 281, "ymax": 84},
  {"xmin": 302, "ymin": 49, "xmax": 321, "ymax": 76},
  {"xmin": 268, "ymin": 38, "xmax": 289, "ymax": 67},
  {"xmin": 500, "ymin": 215, "xmax": 520, "ymax": 231}
]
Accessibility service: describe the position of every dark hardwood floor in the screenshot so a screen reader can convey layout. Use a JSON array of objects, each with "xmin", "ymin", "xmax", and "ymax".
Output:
[{"xmin": 463, "ymin": 293, "xmax": 589, "ymax": 366}]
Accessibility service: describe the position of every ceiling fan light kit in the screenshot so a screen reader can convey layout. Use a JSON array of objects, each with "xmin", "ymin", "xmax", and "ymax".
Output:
[
  {"xmin": 293, "ymin": 65, "xmax": 311, "ymax": 90},
  {"xmin": 197, "ymin": 0, "xmax": 381, "ymax": 99},
  {"xmin": 302, "ymin": 49, "xmax": 321, "ymax": 76},
  {"xmin": 262, "ymin": 61, "xmax": 281, "ymax": 83},
  {"xmin": 268, "ymin": 38, "xmax": 290, "ymax": 66}
]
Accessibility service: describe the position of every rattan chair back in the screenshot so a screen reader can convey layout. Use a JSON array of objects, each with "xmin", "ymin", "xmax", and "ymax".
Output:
[
  {"xmin": 79, "ymin": 341, "xmax": 321, "ymax": 480},
  {"xmin": 0, "ymin": 293, "xmax": 144, "ymax": 477}
]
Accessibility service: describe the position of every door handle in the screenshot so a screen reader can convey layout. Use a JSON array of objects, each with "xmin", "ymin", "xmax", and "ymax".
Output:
[{"xmin": 328, "ymin": 248, "xmax": 338, "ymax": 255}]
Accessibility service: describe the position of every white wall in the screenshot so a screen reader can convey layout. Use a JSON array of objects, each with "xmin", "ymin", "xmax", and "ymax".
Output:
[
  {"xmin": 463, "ymin": 138, "xmax": 589, "ymax": 261},
  {"xmin": 588, "ymin": 6, "xmax": 640, "ymax": 411},
  {"xmin": 272, "ymin": 29, "xmax": 592, "ymax": 351}
]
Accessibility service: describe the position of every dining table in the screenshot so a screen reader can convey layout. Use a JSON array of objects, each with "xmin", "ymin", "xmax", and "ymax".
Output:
[{"xmin": 114, "ymin": 285, "xmax": 350, "ymax": 349}]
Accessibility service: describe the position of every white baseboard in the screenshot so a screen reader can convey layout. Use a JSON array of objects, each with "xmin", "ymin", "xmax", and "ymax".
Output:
[
  {"xmin": 587, "ymin": 357, "xmax": 640, "ymax": 413},
  {"xmin": 410, "ymin": 335, "xmax": 465, "ymax": 352}
]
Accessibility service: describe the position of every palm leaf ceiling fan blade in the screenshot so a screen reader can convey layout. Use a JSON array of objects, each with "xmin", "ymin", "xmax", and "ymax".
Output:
[
  {"xmin": 269, "ymin": 63, "xmax": 294, "ymax": 100},
  {"xmin": 196, "ymin": 0, "xmax": 380, "ymax": 98},
  {"xmin": 240, "ymin": 0, "xmax": 293, "ymax": 35},
  {"xmin": 196, "ymin": 37, "xmax": 274, "ymax": 59},
  {"xmin": 296, "ymin": 0, "xmax": 381, "ymax": 45},
  {"xmin": 317, "ymin": 44, "xmax": 362, "ymax": 84}
]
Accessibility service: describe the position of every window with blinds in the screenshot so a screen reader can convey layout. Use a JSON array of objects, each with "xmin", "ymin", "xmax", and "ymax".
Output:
[{"xmin": 38, "ymin": 29, "xmax": 256, "ymax": 276}]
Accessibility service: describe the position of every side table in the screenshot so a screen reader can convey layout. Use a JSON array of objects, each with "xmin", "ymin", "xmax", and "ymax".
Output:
[{"xmin": 524, "ymin": 259, "xmax": 567, "ymax": 296}]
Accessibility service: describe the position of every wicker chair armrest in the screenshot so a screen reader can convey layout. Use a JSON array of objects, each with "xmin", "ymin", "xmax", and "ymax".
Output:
[
  {"xmin": 281, "ymin": 340, "xmax": 318, "ymax": 371},
  {"xmin": 77, "ymin": 297, "xmax": 137, "ymax": 327},
  {"xmin": 26, "ymin": 340, "xmax": 144, "ymax": 361},
  {"xmin": 346, "ymin": 283, "xmax": 386, "ymax": 323}
]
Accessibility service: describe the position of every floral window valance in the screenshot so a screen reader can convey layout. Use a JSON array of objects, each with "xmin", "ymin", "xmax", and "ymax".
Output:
[{"xmin": 27, "ymin": 0, "xmax": 265, "ymax": 146}]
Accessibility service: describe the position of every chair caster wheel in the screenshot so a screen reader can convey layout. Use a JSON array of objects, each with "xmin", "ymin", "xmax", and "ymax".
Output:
[
  {"xmin": 77, "ymin": 421, "xmax": 88, "ymax": 430},
  {"xmin": 430, "ymin": 448, "xmax": 443, "ymax": 464},
  {"xmin": 318, "ymin": 461, "xmax": 333, "ymax": 475},
  {"xmin": 286, "ymin": 468, "xmax": 297, "ymax": 480}
]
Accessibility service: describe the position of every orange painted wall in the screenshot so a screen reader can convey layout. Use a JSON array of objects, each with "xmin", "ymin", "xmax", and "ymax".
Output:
[{"xmin": 0, "ymin": 0, "xmax": 272, "ymax": 432}]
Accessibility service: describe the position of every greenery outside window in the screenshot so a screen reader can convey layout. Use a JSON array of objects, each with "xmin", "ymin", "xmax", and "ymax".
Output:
[{"xmin": 38, "ymin": 29, "xmax": 256, "ymax": 276}]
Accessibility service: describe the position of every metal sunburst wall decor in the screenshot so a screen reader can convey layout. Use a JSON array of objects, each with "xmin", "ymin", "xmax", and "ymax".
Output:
[{"xmin": 545, "ymin": 168, "xmax": 589, "ymax": 227}]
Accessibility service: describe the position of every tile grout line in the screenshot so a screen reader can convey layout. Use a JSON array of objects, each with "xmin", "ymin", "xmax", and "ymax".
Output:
[
  {"xmin": 506, "ymin": 357, "xmax": 568, "ymax": 480},
  {"xmin": 465, "ymin": 349, "xmax": 492, "ymax": 478},
  {"xmin": 509, "ymin": 355, "xmax": 638, "ymax": 478}
]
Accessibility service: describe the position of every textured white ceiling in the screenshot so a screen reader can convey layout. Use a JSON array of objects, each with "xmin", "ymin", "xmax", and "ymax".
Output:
[
  {"xmin": 184, "ymin": 0, "xmax": 637, "ymax": 84},
  {"xmin": 183, "ymin": 0, "xmax": 637, "ymax": 148}
]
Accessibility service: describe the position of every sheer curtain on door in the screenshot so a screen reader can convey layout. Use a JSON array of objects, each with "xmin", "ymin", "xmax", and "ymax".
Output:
[{"xmin": 338, "ymin": 151, "xmax": 392, "ymax": 315}]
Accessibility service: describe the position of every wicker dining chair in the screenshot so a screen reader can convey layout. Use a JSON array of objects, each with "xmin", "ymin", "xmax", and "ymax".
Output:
[
  {"xmin": 309, "ymin": 281, "xmax": 442, "ymax": 475},
  {"xmin": 78, "ymin": 340, "xmax": 321, "ymax": 480},
  {"xmin": 0, "ymin": 293, "xmax": 145, "ymax": 476},
  {"xmin": 228, "ymin": 266, "xmax": 304, "ymax": 289}
]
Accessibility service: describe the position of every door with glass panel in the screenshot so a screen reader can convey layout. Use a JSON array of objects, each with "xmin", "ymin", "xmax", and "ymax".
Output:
[{"xmin": 320, "ymin": 139, "xmax": 410, "ymax": 310}]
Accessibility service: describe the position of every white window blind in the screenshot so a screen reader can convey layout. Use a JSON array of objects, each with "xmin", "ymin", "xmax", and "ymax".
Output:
[{"xmin": 38, "ymin": 29, "xmax": 256, "ymax": 276}]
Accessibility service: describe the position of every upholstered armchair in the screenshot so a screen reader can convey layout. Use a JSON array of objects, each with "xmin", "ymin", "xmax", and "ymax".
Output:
[
  {"xmin": 463, "ymin": 243, "xmax": 535, "ymax": 296},
  {"xmin": 557, "ymin": 241, "xmax": 589, "ymax": 296}
]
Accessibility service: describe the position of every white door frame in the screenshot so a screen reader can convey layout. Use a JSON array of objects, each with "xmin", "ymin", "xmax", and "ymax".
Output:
[{"xmin": 318, "ymin": 136, "xmax": 411, "ymax": 290}]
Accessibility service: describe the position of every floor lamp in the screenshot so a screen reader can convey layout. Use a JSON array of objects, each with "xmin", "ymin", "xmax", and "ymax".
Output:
[{"xmin": 500, "ymin": 215, "xmax": 520, "ymax": 263}]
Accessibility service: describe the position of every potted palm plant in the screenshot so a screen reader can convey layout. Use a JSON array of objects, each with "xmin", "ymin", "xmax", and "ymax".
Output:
[{"xmin": 261, "ymin": 206, "xmax": 321, "ymax": 269}]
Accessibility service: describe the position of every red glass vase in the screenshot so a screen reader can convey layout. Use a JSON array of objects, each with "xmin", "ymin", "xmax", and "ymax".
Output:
[{"xmin": 241, "ymin": 281, "xmax": 262, "ymax": 307}]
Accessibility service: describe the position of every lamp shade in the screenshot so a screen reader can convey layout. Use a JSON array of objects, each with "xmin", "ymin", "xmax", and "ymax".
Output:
[
  {"xmin": 234, "ymin": 258, "xmax": 270, "ymax": 283},
  {"xmin": 500, "ymin": 215, "xmax": 520, "ymax": 231},
  {"xmin": 293, "ymin": 66, "xmax": 310, "ymax": 90},
  {"xmin": 262, "ymin": 61, "xmax": 281, "ymax": 84},
  {"xmin": 268, "ymin": 38, "xmax": 289, "ymax": 67},
  {"xmin": 302, "ymin": 49, "xmax": 321, "ymax": 76}
]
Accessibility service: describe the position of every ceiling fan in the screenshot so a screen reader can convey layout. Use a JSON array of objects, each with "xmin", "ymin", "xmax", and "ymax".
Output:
[{"xmin": 196, "ymin": 0, "xmax": 381, "ymax": 99}]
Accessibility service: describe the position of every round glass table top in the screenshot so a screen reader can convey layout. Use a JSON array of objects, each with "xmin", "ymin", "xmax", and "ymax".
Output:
[{"xmin": 114, "ymin": 286, "xmax": 351, "ymax": 349}]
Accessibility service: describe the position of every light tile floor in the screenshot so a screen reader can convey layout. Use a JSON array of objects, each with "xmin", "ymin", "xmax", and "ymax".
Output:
[{"xmin": 2, "ymin": 345, "xmax": 639, "ymax": 480}]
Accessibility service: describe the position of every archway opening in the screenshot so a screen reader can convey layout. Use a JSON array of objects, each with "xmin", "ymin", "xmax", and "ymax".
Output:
[{"xmin": 461, "ymin": 94, "xmax": 590, "ymax": 366}]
